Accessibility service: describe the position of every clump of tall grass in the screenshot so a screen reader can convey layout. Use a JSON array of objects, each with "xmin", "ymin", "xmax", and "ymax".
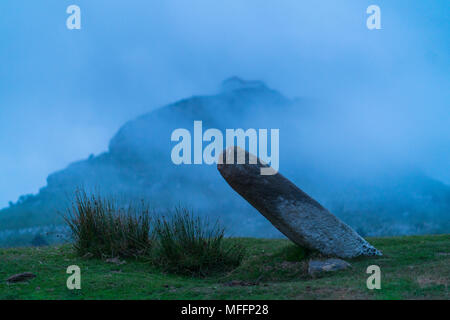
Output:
[
  {"xmin": 64, "ymin": 190, "xmax": 152, "ymax": 259},
  {"xmin": 64, "ymin": 191, "xmax": 245, "ymax": 276},
  {"xmin": 152, "ymin": 207, "xmax": 245, "ymax": 276}
]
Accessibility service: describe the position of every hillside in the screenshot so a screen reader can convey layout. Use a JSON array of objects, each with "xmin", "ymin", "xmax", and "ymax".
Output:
[
  {"xmin": 1, "ymin": 235, "xmax": 448, "ymax": 300},
  {"xmin": 1, "ymin": 77, "xmax": 450, "ymax": 247}
]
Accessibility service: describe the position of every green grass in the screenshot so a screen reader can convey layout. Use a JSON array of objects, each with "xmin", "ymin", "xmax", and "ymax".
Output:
[
  {"xmin": 0, "ymin": 234, "xmax": 448, "ymax": 300},
  {"xmin": 64, "ymin": 190, "xmax": 153, "ymax": 259},
  {"xmin": 63, "ymin": 192, "xmax": 245, "ymax": 276},
  {"xmin": 151, "ymin": 209, "xmax": 245, "ymax": 276}
]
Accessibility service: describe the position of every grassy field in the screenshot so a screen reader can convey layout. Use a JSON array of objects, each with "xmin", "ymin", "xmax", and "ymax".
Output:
[{"xmin": 0, "ymin": 234, "xmax": 448, "ymax": 300}]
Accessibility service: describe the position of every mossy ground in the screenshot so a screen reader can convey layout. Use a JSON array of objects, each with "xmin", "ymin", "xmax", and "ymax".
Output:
[{"xmin": 0, "ymin": 235, "xmax": 448, "ymax": 300}]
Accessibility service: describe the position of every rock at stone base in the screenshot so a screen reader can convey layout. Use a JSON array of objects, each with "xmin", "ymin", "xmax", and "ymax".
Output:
[
  {"xmin": 6, "ymin": 272, "xmax": 36, "ymax": 284},
  {"xmin": 308, "ymin": 259, "xmax": 351, "ymax": 276}
]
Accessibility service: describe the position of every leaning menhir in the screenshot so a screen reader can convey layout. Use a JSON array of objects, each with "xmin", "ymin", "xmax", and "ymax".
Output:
[{"xmin": 217, "ymin": 147, "xmax": 381, "ymax": 258}]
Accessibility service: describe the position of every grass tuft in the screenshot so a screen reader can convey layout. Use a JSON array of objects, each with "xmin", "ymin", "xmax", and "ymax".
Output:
[
  {"xmin": 152, "ymin": 207, "xmax": 245, "ymax": 276},
  {"xmin": 64, "ymin": 191, "xmax": 245, "ymax": 276},
  {"xmin": 64, "ymin": 190, "xmax": 153, "ymax": 259}
]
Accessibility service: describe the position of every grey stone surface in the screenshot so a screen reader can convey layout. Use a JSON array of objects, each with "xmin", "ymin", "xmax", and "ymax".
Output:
[
  {"xmin": 217, "ymin": 146, "xmax": 382, "ymax": 258},
  {"xmin": 308, "ymin": 258, "xmax": 351, "ymax": 275}
]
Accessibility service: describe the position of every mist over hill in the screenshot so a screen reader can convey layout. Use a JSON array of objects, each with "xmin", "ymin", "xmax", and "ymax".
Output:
[{"xmin": 1, "ymin": 78, "xmax": 449, "ymax": 247}]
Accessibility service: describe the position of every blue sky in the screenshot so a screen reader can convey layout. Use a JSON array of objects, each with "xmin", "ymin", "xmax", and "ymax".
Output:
[{"xmin": 0, "ymin": 0, "xmax": 449, "ymax": 208}]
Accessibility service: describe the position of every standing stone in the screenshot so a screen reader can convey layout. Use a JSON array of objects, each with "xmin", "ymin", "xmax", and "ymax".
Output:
[{"xmin": 217, "ymin": 147, "xmax": 381, "ymax": 258}]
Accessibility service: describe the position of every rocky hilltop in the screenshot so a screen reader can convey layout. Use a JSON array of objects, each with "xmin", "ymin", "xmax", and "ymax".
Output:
[{"xmin": 1, "ymin": 78, "xmax": 449, "ymax": 246}]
